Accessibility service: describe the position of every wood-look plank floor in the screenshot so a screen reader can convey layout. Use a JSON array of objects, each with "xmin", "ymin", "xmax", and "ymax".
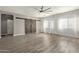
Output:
[{"xmin": 0, "ymin": 33, "xmax": 79, "ymax": 53}]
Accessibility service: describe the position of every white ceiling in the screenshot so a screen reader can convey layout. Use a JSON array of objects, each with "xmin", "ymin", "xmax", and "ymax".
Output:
[{"xmin": 0, "ymin": 6, "xmax": 79, "ymax": 18}]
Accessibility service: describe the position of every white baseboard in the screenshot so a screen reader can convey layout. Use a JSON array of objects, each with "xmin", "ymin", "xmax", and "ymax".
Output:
[
  {"xmin": 41, "ymin": 32, "xmax": 79, "ymax": 38},
  {"xmin": 53, "ymin": 33, "xmax": 79, "ymax": 39},
  {"xmin": 13, "ymin": 34, "xmax": 25, "ymax": 36}
]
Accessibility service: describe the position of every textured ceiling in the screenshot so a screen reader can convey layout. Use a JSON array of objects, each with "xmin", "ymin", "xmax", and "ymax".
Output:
[{"xmin": 0, "ymin": 6, "xmax": 79, "ymax": 18}]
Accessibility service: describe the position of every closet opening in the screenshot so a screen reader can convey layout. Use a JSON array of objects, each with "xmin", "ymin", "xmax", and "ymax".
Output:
[{"xmin": 1, "ymin": 14, "xmax": 14, "ymax": 38}]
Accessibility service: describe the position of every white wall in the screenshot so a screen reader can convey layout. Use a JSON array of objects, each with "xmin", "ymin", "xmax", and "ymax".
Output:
[
  {"xmin": 0, "ymin": 13, "xmax": 1, "ymax": 38},
  {"xmin": 36, "ymin": 21, "xmax": 41, "ymax": 33},
  {"xmin": 40, "ymin": 9, "xmax": 79, "ymax": 38},
  {"xmin": 7, "ymin": 19, "xmax": 13, "ymax": 34},
  {"xmin": 14, "ymin": 18, "xmax": 25, "ymax": 36},
  {"xmin": 0, "ymin": 10, "xmax": 36, "ymax": 38}
]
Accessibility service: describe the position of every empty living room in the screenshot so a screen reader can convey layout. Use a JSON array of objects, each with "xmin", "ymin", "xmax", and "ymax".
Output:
[{"xmin": 0, "ymin": 6, "xmax": 79, "ymax": 53}]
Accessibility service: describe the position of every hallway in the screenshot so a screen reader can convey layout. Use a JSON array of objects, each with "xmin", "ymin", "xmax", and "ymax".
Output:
[{"xmin": 0, "ymin": 33, "xmax": 79, "ymax": 53}]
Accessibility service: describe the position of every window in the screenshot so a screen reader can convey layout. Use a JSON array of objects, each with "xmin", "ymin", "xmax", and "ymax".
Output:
[
  {"xmin": 43, "ymin": 20, "xmax": 54, "ymax": 33},
  {"xmin": 58, "ymin": 19, "xmax": 68, "ymax": 30}
]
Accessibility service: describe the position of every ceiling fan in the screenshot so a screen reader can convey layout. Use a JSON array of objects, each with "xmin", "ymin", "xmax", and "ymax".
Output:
[{"xmin": 34, "ymin": 6, "xmax": 52, "ymax": 13}]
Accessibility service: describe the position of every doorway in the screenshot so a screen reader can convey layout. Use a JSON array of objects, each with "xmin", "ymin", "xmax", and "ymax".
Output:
[{"xmin": 1, "ymin": 14, "xmax": 14, "ymax": 37}]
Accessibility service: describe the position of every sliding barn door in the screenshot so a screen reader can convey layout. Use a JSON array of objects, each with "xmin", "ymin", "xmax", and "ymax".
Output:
[
  {"xmin": 31, "ymin": 20, "xmax": 36, "ymax": 33},
  {"xmin": 25, "ymin": 20, "xmax": 31, "ymax": 33},
  {"xmin": 25, "ymin": 20, "xmax": 36, "ymax": 33}
]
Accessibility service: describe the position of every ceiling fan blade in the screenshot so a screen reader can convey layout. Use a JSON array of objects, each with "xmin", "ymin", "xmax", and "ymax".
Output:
[
  {"xmin": 43, "ymin": 7, "xmax": 51, "ymax": 12},
  {"xmin": 41, "ymin": 6, "xmax": 43, "ymax": 11},
  {"xmin": 34, "ymin": 8, "xmax": 40, "ymax": 11}
]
